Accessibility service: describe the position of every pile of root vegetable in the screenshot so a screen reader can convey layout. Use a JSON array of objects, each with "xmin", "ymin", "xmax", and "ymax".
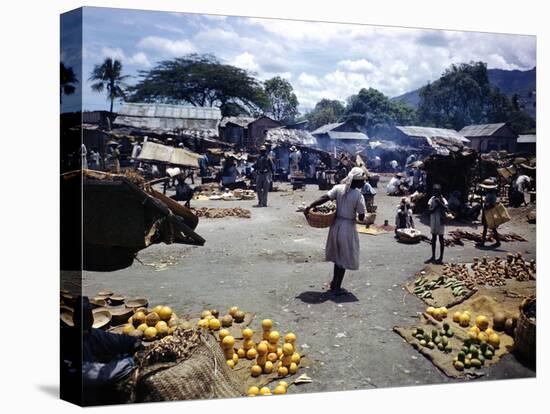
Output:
[
  {"xmin": 442, "ymin": 253, "xmax": 535, "ymax": 288},
  {"xmin": 192, "ymin": 207, "xmax": 251, "ymax": 219},
  {"xmin": 447, "ymin": 230, "xmax": 527, "ymax": 246}
]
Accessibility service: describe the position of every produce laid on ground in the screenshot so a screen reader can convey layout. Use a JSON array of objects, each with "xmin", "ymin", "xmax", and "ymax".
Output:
[
  {"xmin": 394, "ymin": 295, "xmax": 517, "ymax": 379},
  {"xmin": 413, "ymin": 273, "xmax": 470, "ymax": 300},
  {"xmin": 443, "ymin": 253, "xmax": 535, "ymax": 288},
  {"xmin": 192, "ymin": 207, "xmax": 251, "ymax": 219},
  {"xmin": 406, "ymin": 269, "xmax": 474, "ymax": 308},
  {"xmin": 206, "ymin": 312, "xmax": 308, "ymax": 395},
  {"xmin": 448, "ymin": 230, "xmax": 527, "ymax": 245}
]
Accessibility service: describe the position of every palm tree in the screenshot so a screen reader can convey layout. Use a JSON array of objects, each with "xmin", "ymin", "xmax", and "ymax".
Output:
[
  {"xmin": 88, "ymin": 57, "xmax": 129, "ymax": 114},
  {"xmin": 60, "ymin": 62, "xmax": 78, "ymax": 103}
]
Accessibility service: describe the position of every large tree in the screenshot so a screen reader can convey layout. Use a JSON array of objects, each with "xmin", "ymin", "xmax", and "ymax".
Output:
[
  {"xmin": 418, "ymin": 61, "xmax": 535, "ymax": 132},
  {"xmin": 304, "ymin": 99, "xmax": 345, "ymax": 130},
  {"xmin": 343, "ymin": 87, "xmax": 417, "ymax": 137},
  {"xmin": 60, "ymin": 62, "xmax": 78, "ymax": 103},
  {"xmin": 264, "ymin": 76, "xmax": 299, "ymax": 123},
  {"xmin": 89, "ymin": 57, "xmax": 129, "ymax": 113},
  {"xmin": 127, "ymin": 54, "xmax": 268, "ymax": 117}
]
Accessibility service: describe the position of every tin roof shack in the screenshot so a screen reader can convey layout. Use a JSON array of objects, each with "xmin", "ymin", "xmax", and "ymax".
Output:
[
  {"xmin": 422, "ymin": 149, "xmax": 478, "ymax": 204},
  {"xmin": 311, "ymin": 121, "xmax": 369, "ymax": 152},
  {"xmin": 219, "ymin": 116, "xmax": 255, "ymax": 148},
  {"xmin": 460, "ymin": 123, "xmax": 518, "ymax": 153},
  {"xmin": 389, "ymin": 126, "xmax": 469, "ymax": 154},
  {"xmin": 517, "ymin": 134, "xmax": 536, "ymax": 154},
  {"xmin": 61, "ymin": 170, "xmax": 204, "ymax": 272},
  {"xmin": 247, "ymin": 116, "xmax": 282, "ymax": 150}
]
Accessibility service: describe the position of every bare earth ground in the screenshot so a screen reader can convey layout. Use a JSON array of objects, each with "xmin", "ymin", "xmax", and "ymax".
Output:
[{"xmin": 75, "ymin": 175, "xmax": 536, "ymax": 394}]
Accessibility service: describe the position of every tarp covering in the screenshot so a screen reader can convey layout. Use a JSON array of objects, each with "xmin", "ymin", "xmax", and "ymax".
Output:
[{"xmin": 138, "ymin": 142, "xmax": 201, "ymax": 168}]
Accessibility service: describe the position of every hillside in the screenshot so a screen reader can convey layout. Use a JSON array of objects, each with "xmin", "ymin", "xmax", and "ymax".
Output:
[{"xmin": 392, "ymin": 67, "xmax": 536, "ymax": 117}]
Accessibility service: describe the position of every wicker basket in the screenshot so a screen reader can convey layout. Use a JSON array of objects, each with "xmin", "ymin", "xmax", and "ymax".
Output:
[
  {"xmin": 514, "ymin": 296, "xmax": 536, "ymax": 366},
  {"xmin": 306, "ymin": 210, "xmax": 336, "ymax": 228}
]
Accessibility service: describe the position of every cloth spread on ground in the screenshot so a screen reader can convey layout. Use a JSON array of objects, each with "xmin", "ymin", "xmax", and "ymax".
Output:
[
  {"xmin": 356, "ymin": 224, "xmax": 395, "ymax": 235},
  {"xmin": 394, "ymin": 290, "xmax": 532, "ymax": 379}
]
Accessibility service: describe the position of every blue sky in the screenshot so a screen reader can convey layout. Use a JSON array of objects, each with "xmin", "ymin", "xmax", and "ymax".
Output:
[{"xmin": 61, "ymin": 6, "xmax": 536, "ymax": 114}]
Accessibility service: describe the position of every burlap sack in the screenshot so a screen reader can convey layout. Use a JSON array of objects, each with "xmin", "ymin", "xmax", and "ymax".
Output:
[{"xmin": 136, "ymin": 333, "xmax": 243, "ymax": 402}]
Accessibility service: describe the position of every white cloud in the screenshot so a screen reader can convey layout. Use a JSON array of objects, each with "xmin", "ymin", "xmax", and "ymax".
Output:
[
  {"xmin": 137, "ymin": 36, "xmax": 195, "ymax": 56},
  {"xmin": 101, "ymin": 47, "xmax": 126, "ymax": 61},
  {"xmin": 231, "ymin": 52, "xmax": 260, "ymax": 72},
  {"xmin": 129, "ymin": 52, "xmax": 151, "ymax": 68},
  {"xmin": 297, "ymin": 72, "xmax": 321, "ymax": 88},
  {"xmin": 337, "ymin": 58, "xmax": 375, "ymax": 73}
]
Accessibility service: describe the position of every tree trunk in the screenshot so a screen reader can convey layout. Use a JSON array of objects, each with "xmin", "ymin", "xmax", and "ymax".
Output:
[{"xmin": 110, "ymin": 97, "xmax": 114, "ymax": 114}]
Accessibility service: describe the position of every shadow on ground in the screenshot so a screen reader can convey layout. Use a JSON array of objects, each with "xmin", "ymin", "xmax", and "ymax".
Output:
[{"xmin": 296, "ymin": 290, "xmax": 359, "ymax": 304}]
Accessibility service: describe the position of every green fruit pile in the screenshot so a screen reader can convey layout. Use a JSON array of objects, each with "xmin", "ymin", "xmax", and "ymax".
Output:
[
  {"xmin": 412, "ymin": 326, "xmax": 453, "ymax": 353},
  {"xmin": 453, "ymin": 339, "xmax": 495, "ymax": 371}
]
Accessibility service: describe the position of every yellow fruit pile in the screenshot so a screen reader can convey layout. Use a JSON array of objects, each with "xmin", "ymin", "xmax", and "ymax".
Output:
[
  {"xmin": 244, "ymin": 319, "xmax": 301, "ymax": 378},
  {"xmin": 248, "ymin": 381, "xmax": 289, "ymax": 397},
  {"xmin": 452, "ymin": 310, "xmax": 501, "ymax": 348},
  {"xmin": 124, "ymin": 305, "xmax": 180, "ymax": 341},
  {"xmin": 426, "ymin": 306, "xmax": 448, "ymax": 321}
]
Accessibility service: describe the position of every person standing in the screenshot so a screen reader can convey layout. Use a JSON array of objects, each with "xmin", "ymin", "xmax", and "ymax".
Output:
[
  {"xmin": 361, "ymin": 179, "xmax": 377, "ymax": 212},
  {"xmin": 254, "ymin": 145, "xmax": 274, "ymax": 207},
  {"xmin": 425, "ymin": 184, "xmax": 448, "ymax": 264},
  {"xmin": 304, "ymin": 167, "xmax": 367, "ymax": 295},
  {"xmin": 515, "ymin": 173, "xmax": 532, "ymax": 206},
  {"xmin": 289, "ymin": 146, "xmax": 301, "ymax": 176},
  {"xmin": 476, "ymin": 178, "xmax": 502, "ymax": 248}
]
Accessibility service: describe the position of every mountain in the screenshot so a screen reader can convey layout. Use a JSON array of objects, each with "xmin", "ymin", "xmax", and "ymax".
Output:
[{"xmin": 392, "ymin": 67, "xmax": 536, "ymax": 117}]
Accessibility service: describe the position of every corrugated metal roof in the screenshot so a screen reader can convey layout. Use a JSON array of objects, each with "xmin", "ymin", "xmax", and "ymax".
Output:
[
  {"xmin": 311, "ymin": 122, "xmax": 345, "ymax": 135},
  {"xmin": 517, "ymin": 134, "xmax": 536, "ymax": 144},
  {"xmin": 327, "ymin": 131, "xmax": 369, "ymax": 140},
  {"xmin": 118, "ymin": 103, "xmax": 222, "ymax": 120},
  {"xmin": 266, "ymin": 127, "xmax": 317, "ymax": 146},
  {"xmin": 459, "ymin": 123, "xmax": 507, "ymax": 137},
  {"xmin": 219, "ymin": 116, "xmax": 255, "ymax": 128},
  {"xmin": 396, "ymin": 126, "xmax": 469, "ymax": 148},
  {"xmin": 137, "ymin": 141, "xmax": 200, "ymax": 168},
  {"xmin": 115, "ymin": 115, "xmax": 219, "ymax": 137}
]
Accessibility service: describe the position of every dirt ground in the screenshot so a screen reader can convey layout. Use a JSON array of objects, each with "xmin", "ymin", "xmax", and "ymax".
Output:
[{"xmin": 75, "ymin": 175, "xmax": 536, "ymax": 394}]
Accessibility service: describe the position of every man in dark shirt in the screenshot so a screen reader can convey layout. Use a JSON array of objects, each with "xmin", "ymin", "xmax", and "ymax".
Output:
[{"xmin": 254, "ymin": 145, "xmax": 275, "ymax": 207}]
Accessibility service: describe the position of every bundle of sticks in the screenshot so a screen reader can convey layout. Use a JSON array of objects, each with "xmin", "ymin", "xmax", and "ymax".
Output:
[{"xmin": 140, "ymin": 327, "xmax": 202, "ymax": 365}]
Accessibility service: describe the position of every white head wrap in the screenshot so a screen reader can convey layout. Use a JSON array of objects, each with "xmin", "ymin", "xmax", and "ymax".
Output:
[{"xmin": 341, "ymin": 166, "xmax": 366, "ymax": 192}]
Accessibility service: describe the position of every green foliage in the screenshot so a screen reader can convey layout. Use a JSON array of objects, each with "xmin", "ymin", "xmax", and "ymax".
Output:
[
  {"xmin": 264, "ymin": 76, "xmax": 299, "ymax": 123},
  {"xmin": 60, "ymin": 62, "xmax": 78, "ymax": 102},
  {"xmin": 418, "ymin": 61, "xmax": 535, "ymax": 132},
  {"xmin": 89, "ymin": 57, "xmax": 129, "ymax": 113},
  {"xmin": 304, "ymin": 99, "xmax": 345, "ymax": 130},
  {"xmin": 127, "ymin": 54, "xmax": 268, "ymax": 117},
  {"xmin": 343, "ymin": 88, "xmax": 417, "ymax": 136}
]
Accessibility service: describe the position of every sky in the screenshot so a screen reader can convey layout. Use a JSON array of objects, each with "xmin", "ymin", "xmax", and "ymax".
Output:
[{"xmin": 61, "ymin": 7, "xmax": 536, "ymax": 114}]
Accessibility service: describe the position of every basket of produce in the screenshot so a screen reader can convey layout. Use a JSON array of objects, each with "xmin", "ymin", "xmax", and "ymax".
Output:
[
  {"xmin": 514, "ymin": 295, "xmax": 536, "ymax": 365},
  {"xmin": 363, "ymin": 213, "xmax": 376, "ymax": 226},
  {"xmin": 397, "ymin": 228, "xmax": 423, "ymax": 243},
  {"xmin": 305, "ymin": 204, "xmax": 336, "ymax": 228}
]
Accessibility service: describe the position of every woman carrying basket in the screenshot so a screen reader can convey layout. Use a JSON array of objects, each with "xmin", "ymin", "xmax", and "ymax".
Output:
[{"xmin": 304, "ymin": 167, "xmax": 366, "ymax": 295}]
